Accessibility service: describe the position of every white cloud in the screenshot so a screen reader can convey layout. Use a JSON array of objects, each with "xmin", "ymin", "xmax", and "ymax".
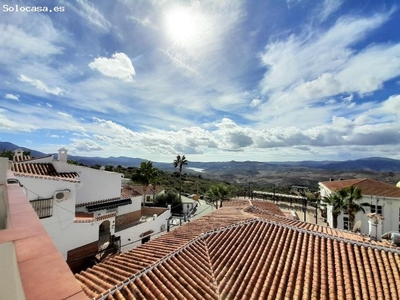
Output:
[
  {"xmin": 70, "ymin": 138, "xmax": 104, "ymax": 152},
  {"xmin": 260, "ymin": 12, "xmax": 389, "ymax": 94},
  {"xmin": 0, "ymin": 23, "xmax": 63, "ymax": 63},
  {"xmin": 127, "ymin": 15, "xmax": 153, "ymax": 27},
  {"xmin": 250, "ymin": 99, "xmax": 261, "ymax": 108},
  {"xmin": 5, "ymin": 94, "xmax": 19, "ymax": 101},
  {"xmin": 89, "ymin": 53, "xmax": 136, "ymax": 82},
  {"xmin": 18, "ymin": 75, "xmax": 64, "ymax": 95},
  {"xmin": 0, "ymin": 109, "xmax": 35, "ymax": 132},
  {"xmin": 316, "ymin": 0, "xmax": 344, "ymax": 22},
  {"xmin": 58, "ymin": 112, "xmax": 72, "ymax": 118},
  {"xmin": 76, "ymin": 0, "xmax": 111, "ymax": 32}
]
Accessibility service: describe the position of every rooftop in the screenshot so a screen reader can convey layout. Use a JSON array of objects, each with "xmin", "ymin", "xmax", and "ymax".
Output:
[
  {"xmin": 320, "ymin": 178, "xmax": 400, "ymax": 198},
  {"xmin": 75, "ymin": 199, "xmax": 400, "ymax": 300},
  {"xmin": 11, "ymin": 162, "xmax": 80, "ymax": 183}
]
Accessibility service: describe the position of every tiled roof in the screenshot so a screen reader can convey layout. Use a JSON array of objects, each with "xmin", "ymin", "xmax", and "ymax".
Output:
[
  {"xmin": 127, "ymin": 184, "xmax": 164, "ymax": 195},
  {"xmin": 74, "ymin": 212, "xmax": 117, "ymax": 224},
  {"xmin": 12, "ymin": 162, "xmax": 80, "ymax": 182},
  {"xmin": 320, "ymin": 178, "xmax": 400, "ymax": 198},
  {"xmin": 75, "ymin": 199, "xmax": 400, "ymax": 299},
  {"xmin": 13, "ymin": 154, "xmax": 53, "ymax": 162},
  {"xmin": 13, "ymin": 154, "xmax": 31, "ymax": 162},
  {"xmin": 74, "ymin": 212, "xmax": 95, "ymax": 223},
  {"xmin": 121, "ymin": 185, "xmax": 142, "ymax": 198},
  {"xmin": 76, "ymin": 196, "xmax": 131, "ymax": 208}
]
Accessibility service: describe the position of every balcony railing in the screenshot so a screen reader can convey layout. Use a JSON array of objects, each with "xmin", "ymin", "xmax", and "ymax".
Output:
[{"xmin": 30, "ymin": 198, "xmax": 53, "ymax": 219}]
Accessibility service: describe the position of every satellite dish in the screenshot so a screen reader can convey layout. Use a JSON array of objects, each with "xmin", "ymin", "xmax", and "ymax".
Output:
[{"xmin": 353, "ymin": 220, "xmax": 362, "ymax": 233}]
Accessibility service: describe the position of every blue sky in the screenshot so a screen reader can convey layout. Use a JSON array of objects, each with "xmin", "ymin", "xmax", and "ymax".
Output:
[{"xmin": 1, "ymin": 0, "xmax": 400, "ymax": 162}]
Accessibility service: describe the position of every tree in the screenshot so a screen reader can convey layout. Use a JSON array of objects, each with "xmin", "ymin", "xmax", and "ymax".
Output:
[
  {"xmin": 323, "ymin": 185, "xmax": 365, "ymax": 229},
  {"xmin": 341, "ymin": 185, "xmax": 365, "ymax": 228},
  {"xmin": 0, "ymin": 150, "xmax": 13, "ymax": 160},
  {"xmin": 322, "ymin": 193, "xmax": 344, "ymax": 228},
  {"xmin": 207, "ymin": 183, "xmax": 234, "ymax": 208},
  {"xmin": 132, "ymin": 161, "xmax": 159, "ymax": 205},
  {"xmin": 173, "ymin": 155, "xmax": 188, "ymax": 201}
]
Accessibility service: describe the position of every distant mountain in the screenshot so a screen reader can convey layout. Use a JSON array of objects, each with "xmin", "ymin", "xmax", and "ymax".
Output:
[
  {"xmin": 313, "ymin": 157, "xmax": 400, "ymax": 172},
  {"xmin": 189, "ymin": 158, "xmax": 400, "ymax": 173},
  {"xmin": 0, "ymin": 141, "xmax": 46, "ymax": 158},
  {"xmin": 1, "ymin": 141, "xmax": 400, "ymax": 172},
  {"xmin": 67, "ymin": 155, "xmax": 146, "ymax": 168}
]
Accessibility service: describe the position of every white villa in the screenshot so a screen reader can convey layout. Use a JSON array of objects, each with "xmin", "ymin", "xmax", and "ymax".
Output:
[
  {"xmin": 319, "ymin": 178, "xmax": 400, "ymax": 240},
  {"xmin": 8, "ymin": 148, "xmax": 171, "ymax": 271}
]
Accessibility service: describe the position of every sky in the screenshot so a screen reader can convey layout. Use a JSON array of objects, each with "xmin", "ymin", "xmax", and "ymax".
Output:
[{"xmin": 1, "ymin": 0, "xmax": 400, "ymax": 163}]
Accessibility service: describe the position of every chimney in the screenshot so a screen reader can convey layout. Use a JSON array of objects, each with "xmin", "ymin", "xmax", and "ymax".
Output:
[
  {"xmin": 13, "ymin": 148, "xmax": 24, "ymax": 159},
  {"xmin": 58, "ymin": 148, "xmax": 68, "ymax": 162},
  {"xmin": 367, "ymin": 213, "xmax": 384, "ymax": 241}
]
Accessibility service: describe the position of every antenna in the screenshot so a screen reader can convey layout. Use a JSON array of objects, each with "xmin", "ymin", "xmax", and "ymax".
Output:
[{"xmin": 353, "ymin": 220, "xmax": 362, "ymax": 233}]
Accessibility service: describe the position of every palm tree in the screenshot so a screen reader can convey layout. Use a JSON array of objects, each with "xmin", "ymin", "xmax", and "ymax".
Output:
[
  {"xmin": 322, "ymin": 193, "xmax": 345, "ymax": 228},
  {"xmin": 173, "ymin": 154, "xmax": 188, "ymax": 201},
  {"xmin": 341, "ymin": 185, "xmax": 365, "ymax": 228},
  {"xmin": 207, "ymin": 183, "xmax": 234, "ymax": 208},
  {"xmin": 132, "ymin": 161, "xmax": 158, "ymax": 205}
]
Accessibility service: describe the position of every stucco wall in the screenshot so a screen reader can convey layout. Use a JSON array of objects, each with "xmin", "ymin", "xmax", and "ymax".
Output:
[
  {"xmin": 53, "ymin": 161, "xmax": 123, "ymax": 204},
  {"xmin": 321, "ymin": 182, "xmax": 400, "ymax": 234},
  {"xmin": 119, "ymin": 209, "xmax": 171, "ymax": 252}
]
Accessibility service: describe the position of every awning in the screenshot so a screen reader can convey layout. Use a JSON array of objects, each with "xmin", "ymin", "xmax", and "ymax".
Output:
[
  {"xmin": 86, "ymin": 198, "xmax": 132, "ymax": 212},
  {"xmin": 140, "ymin": 230, "xmax": 154, "ymax": 237}
]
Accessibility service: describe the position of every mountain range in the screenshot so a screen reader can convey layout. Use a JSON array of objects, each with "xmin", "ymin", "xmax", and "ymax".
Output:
[{"xmin": 2, "ymin": 141, "xmax": 400, "ymax": 173}]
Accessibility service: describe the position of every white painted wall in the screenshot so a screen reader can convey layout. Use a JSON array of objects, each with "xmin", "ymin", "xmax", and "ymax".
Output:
[
  {"xmin": 119, "ymin": 209, "xmax": 171, "ymax": 252},
  {"xmin": 53, "ymin": 161, "xmax": 123, "ymax": 204},
  {"xmin": 13, "ymin": 160, "xmax": 173, "ymax": 259},
  {"xmin": 321, "ymin": 183, "xmax": 400, "ymax": 234},
  {"xmin": 118, "ymin": 196, "xmax": 142, "ymax": 215}
]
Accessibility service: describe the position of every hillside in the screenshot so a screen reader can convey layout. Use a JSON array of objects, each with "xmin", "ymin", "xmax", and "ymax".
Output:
[{"xmin": 1, "ymin": 141, "xmax": 400, "ymax": 190}]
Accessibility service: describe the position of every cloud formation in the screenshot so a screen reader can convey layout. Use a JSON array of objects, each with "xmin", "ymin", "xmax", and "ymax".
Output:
[
  {"xmin": 1, "ymin": 0, "xmax": 399, "ymax": 162},
  {"xmin": 18, "ymin": 75, "xmax": 64, "ymax": 95},
  {"xmin": 5, "ymin": 94, "xmax": 19, "ymax": 101},
  {"xmin": 89, "ymin": 53, "xmax": 136, "ymax": 82}
]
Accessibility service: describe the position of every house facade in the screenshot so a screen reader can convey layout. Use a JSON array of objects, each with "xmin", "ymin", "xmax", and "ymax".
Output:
[
  {"xmin": 9, "ymin": 148, "xmax": 171, "ymax": 270},
  {"xmin": 319, "ymin": 178, "xmax": 400, "ymax": 238}
]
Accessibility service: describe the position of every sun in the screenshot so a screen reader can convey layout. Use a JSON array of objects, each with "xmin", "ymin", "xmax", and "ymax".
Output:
[{"xmin": 165, "ymin": 7, "xmax": 197, "ymax": 45}]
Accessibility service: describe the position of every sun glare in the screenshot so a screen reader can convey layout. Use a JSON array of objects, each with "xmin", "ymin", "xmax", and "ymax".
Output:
[{"xmin": 165, "ymin": 7, "xmax": 198, "ymax": 45}]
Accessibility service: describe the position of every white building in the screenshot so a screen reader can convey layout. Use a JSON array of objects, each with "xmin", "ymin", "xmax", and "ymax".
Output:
[
  {"xmin": 319, "ymin": 178, "xmax": 400, "ymax": 239},
  {"xmin": 9, "ymin": 148, "xmax": 171, "ymax": 271}
]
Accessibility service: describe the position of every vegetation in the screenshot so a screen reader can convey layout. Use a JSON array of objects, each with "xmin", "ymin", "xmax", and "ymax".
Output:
[
  {"xmin": 0, "ymin": 149, "xmax": 30, "ymax": 160},
  {"xmin": 341, "ymin": 185, "xmax": 365, "ymax": 227},
  {"xmin": 0, "ymin": 150, "xmax": 13, "ymax": 160},
  {"xmin": 322, "ymin": 185, "xmax": 365, "ymax": 229},
  {"xmin": 207, "ymin": 183, "xmax": 235, "ymax": 208},
  {"xmin": 322, "ymin": 193, "xmax": 344, "ymax": 228},
  {"xmin": 131, "ymin": 161, "xmax": 159, "ymax": 204},
  {"xmin": 173, "ymin": 154, "xmax": 188, "ymax": 201},
  {"xmin": 154, "ymin": 191, "xmax": 182, "ymax": 214}
]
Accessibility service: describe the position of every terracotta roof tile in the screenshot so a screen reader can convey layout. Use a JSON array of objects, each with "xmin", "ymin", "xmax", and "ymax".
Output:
[
  {"xmin": 320, "ymin": 178, "xmax": 400, "ymax": 198},
  {"xmin": 12, "ymin": 162, "xmax": 80, "ymax": 182},
  {"xmin": 75, "ymin": 201, "xmax": 400, "ymax": 300}
]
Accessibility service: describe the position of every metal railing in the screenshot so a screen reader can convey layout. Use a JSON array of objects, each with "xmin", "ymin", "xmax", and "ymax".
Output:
[{"xmin": 30, "ymin": 198, "xmax": 53, "ymax": 219}]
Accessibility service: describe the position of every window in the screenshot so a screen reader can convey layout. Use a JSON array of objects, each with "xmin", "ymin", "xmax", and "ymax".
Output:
[
  {"xmin": 398, "ymin": 209, "xmax": 400, "ymax": 232},
  {"xmin": 30, "ymin": 198, "xmax": 53, "ymax": 219},
  {"xmin": 343, "ymin": 216, "xmax": 352, "ymax": 231},
  {"xmin": 371, "ymin": 205, "xmax": 383, "ymax": 215}
]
